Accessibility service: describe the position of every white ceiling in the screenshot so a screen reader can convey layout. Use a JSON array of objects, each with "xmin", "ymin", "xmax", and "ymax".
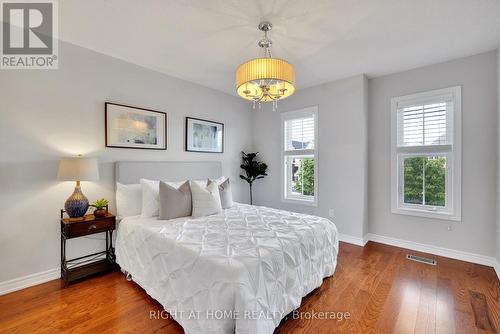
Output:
[{"xmin": 60, "ymin": 0, "xmax": 500, "ymax": 95}]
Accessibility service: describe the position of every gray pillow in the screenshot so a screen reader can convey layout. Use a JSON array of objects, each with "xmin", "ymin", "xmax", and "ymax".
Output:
[
  {"xmin": 216, "ymin": 178, "xmax": 234, "ymax": 209},
  {"xmin": 159, "ymin": 181, "xmax": 192, "ymax": 220}
]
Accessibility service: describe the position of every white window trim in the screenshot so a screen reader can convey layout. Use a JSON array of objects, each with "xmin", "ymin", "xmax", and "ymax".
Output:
[
  {"xmin": 281, "ymin": 106, "xmax": 319, "ymax": 207},
  {"xmin": 390, "ymin": 86, "xmax": 462, "ymax": 221}
]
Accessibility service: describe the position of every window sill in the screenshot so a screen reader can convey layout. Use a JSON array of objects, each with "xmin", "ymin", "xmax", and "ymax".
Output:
[
  {"xmin": 391, "ymin": 207, "xmax": 461, "ymax": 222},
  {"xmin": 282, "ymin": 197, "xmax": 318, "ymax": 207}
]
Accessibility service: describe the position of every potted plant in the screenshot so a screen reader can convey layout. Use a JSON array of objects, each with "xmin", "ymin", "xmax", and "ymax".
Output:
[
  {"xmin": 240, "ymin": 152, "xmax": 268, "ymax": 205},
  {"xmin": 90, "ymin": 198, "xmax": 109, "ymax": 218}
]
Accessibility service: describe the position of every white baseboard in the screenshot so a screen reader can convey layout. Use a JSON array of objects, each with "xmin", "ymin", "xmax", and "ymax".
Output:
[
  {"xmin": 338, "ymin": 233, "xmax": 366, "ymax": 246},
  {"xmin": 362, "ymin": 234, "xmax": 370, "ymax": 246},
  {"xmin": 494, "ymin": 261, "xmax": 500, "ymax": 280},
  {"xmin": 0, "ymin": 267, "xmax": 60, "ymax": 296}
]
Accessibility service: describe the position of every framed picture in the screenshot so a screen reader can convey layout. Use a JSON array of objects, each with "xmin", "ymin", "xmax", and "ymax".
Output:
[
  {"xmin": 185, "ymin": 117, "xmax": 224, "ymax": 153},
  {"xmin": 105, "ymin": 102, "xmax": 167, "ymax": 150}
]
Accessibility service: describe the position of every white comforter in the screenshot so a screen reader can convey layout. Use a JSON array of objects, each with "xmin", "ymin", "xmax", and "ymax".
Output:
[{"xmin": 116, "ymin": 204, "xmax": 339, "ymax": 334}]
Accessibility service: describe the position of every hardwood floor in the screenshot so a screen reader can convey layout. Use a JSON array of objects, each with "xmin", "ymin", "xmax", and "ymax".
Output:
[{"xmin": 0, "ymin": 241, "xmax": 498, "ymax": 333}]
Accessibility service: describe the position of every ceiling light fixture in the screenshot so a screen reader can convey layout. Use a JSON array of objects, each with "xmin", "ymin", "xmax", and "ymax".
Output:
[{"xmin": 235, "ymin": 21, "xmax": 295, "ymax": 111}]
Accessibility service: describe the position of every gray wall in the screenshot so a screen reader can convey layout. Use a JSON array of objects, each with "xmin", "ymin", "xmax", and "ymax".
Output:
[
  {"xmin": 497, "ymin": 47, "xmax": 500, "ymax": 262},
  {"xmin": 0, "ymin": 41, "xmax": 252, "ymax": 282},
  {"xmin": 368, "ymin": 51, "xmax": 498, "ymax": 256},
  {"xmin": 252, "ymin": 75, "xmax": 368, "ymax": 239},
  {"xmin": 1, "ymin": 42, "xmax": 498, "ymax": 285}
]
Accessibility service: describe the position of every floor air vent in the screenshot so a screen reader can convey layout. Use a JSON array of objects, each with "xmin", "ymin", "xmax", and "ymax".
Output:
[{"xmin": 406, "ymin": 254, "xmax": 437, "ymax": 265}]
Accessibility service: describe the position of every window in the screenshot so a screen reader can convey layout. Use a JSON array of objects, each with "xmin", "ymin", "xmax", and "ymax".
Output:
[
  {"xmin": 281, "ymin": 106, "xmax": 318, "ymax": 206},
  {"xmin": 391, "ymin": 86, "xmax": 461, "ymax": 220}
]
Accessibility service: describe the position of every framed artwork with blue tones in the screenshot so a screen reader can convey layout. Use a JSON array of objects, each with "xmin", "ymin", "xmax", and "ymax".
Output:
[
  {"xmin": 185, "ymin": 117, "xmax": 224, "ymax": 153},
  {"xmin": 105, "ymin": 102, "xmax": 167, "ymax": 150}
]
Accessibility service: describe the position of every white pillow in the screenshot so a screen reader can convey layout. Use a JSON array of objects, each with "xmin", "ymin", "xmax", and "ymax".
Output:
[
  {"xmin": 191, "ymin": 180, "xmax": 222, "ymax": 218},
  {"xmin": 212, "ymin": 177, "xmax": 233, "ymax": 209},
  {"xmin": 140, "ymin": 179, "xmax": 184, "ymax": 218},
  {"xmin": 213, "ymin": 176, "xmax": 226, "ymax": 185},
  {"xmin": 191, "ymin": 179, "xmax": 208, "ymax": 187},
  {"xmin": 116, "ymin": 182, "xmax": 142, "ymax": 219}
]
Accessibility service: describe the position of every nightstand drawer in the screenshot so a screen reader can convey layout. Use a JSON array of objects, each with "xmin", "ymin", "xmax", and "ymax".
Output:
[{"xmin": 64, "ymin": 217, "xmax": 115, "ymax": 238}]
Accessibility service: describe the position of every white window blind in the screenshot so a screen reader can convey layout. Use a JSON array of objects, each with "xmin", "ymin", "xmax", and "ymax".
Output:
[
  {"xmin": 281, "ymin": 107, "xmax": 318, "ymax": 206},
  {"xmin": 284, "ymin": 115, "xmax": 315, "ymax": 151},
  {"xmin": 397, "ymin": 102, "xmax": 451, "ymax": 147}
]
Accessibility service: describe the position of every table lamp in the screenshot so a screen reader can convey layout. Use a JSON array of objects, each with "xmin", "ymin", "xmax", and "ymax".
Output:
[{"xmin": 58, "ymin": 155, "xmax": 99, "ymax": 218}]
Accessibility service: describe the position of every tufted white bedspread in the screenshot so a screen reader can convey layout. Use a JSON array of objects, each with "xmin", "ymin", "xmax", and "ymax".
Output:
[{"xmin": 115, "ymin": 203, "xmax": 339, "ymax": 334}]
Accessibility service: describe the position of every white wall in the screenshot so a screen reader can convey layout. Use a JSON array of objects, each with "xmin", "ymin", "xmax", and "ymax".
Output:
[
  {"xmin": 252, "ymin": 75, "xmax": 368, "ymax": 240},
  {"xmin": 0, "ymin": 41, "xmax": 252, "ymax": 283},
  {"xmin": 368, "ymin": 51, "xmax": 498, "ymax": 256}
]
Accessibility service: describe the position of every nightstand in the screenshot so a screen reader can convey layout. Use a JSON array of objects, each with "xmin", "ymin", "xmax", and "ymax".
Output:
[{"xmin": 60, "ymin": 210, "xmax": 117, "ymax": 286}]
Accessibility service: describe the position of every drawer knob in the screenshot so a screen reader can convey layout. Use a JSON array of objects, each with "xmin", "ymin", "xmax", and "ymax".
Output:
[{"xmin": 88, "ymin": 224, "xmax": 97, "ymax": 230}]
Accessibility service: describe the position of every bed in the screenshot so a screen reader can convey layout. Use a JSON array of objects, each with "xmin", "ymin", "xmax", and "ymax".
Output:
[{"xmin": 114, "ymin": 161, "xmax": 339, "ymax": 334}]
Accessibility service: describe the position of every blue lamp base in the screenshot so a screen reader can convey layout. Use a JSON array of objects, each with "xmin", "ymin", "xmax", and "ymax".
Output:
[{"xmin": 64, "ymin": 182, "xmax": 89, "ymax": 218}]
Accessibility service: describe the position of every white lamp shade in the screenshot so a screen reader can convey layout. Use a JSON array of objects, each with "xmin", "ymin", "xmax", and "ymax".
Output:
[{"xmin": 58, "ymin": 157, "xmax": 99, "ymax": 182}]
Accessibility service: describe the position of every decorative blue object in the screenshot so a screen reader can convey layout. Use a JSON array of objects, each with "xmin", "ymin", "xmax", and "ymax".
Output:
[
  {"xmin": 58, "ymin": 156, "xmax": 99, "ymax": 218},
  {"xmin": 64, "ymin": 182, "xmax": 89, "ymax": 218}
]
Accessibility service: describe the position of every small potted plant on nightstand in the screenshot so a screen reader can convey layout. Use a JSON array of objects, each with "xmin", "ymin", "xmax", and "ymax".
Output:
[{"xmin": 90, "ymin": 198, "xmax": 109, "ymax": 218}]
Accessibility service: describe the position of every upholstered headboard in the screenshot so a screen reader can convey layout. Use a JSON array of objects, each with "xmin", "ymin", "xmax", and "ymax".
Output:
[{"xmin": 115, "ymin": 161, "xmax": 222, "ymax": 184}]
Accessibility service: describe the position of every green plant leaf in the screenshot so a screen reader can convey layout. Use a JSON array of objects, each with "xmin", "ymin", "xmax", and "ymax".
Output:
[{"xmin": 90, "ymin": 198, "xmax": 109, "ymax": 210}]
